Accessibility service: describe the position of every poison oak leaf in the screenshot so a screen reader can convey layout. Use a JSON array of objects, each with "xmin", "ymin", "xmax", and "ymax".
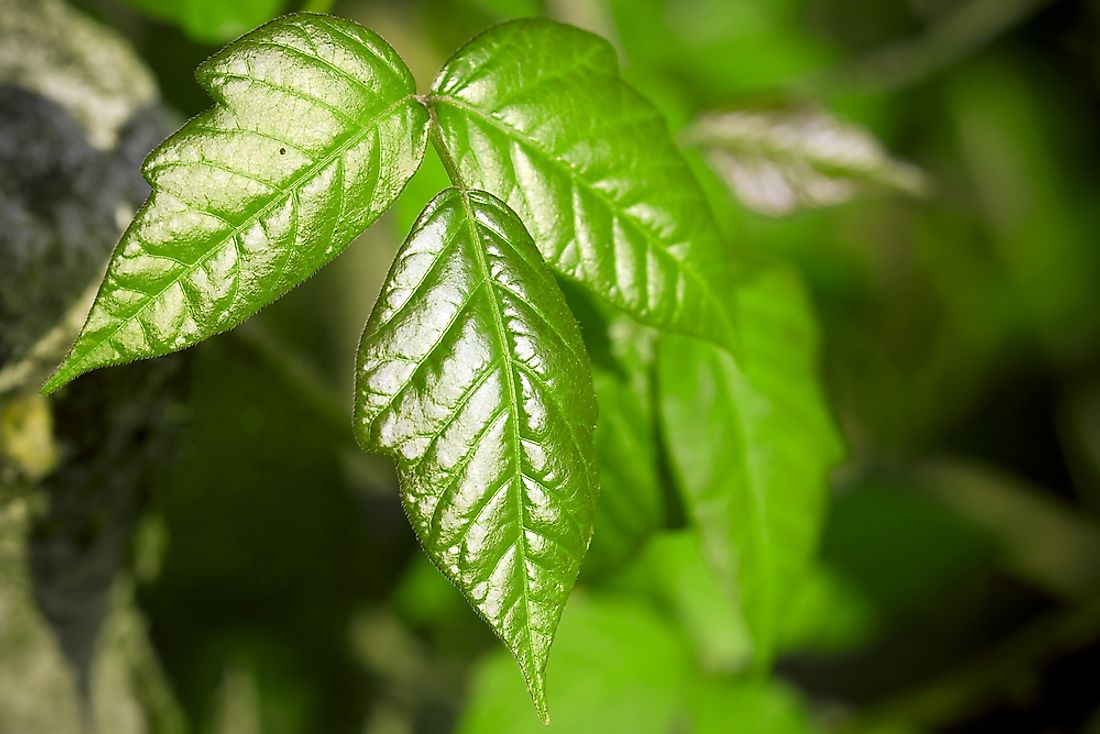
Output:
[
  {"xmin": 354, "ymin": 188, "xmax": 599, "ymax": 722},
  {"xmin": 428, "ymin": 19, "xmax": 740, "ymax": 351},
  {"xmin": 42, "ymin": 14, "xmax": 428, "ymax": 393}
]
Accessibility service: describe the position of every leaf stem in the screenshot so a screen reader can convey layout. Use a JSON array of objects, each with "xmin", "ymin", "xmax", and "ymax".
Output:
[{"xmin": 425, "ymin": 101, "xmax": 467, "ymax": 190}]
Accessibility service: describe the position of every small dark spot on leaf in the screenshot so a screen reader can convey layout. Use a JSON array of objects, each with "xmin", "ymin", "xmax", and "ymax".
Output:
[{"xmin": 279, "ymin": 147, "xmax": 286, "ymax": 155}]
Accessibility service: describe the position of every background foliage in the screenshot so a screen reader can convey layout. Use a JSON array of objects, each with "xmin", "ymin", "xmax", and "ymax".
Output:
[{"xmin": 2, "ymin": 0, "xmax": 1100, "ymax": 732}]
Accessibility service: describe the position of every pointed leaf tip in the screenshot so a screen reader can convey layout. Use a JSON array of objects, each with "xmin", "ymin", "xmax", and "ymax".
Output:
[
  {"xmin": 46, "ymin": 13, "xmax": 428, "ymax": 389},
  {"xmin": 354, "ymin": 188, "xmax": 597, "ymax": 725}
]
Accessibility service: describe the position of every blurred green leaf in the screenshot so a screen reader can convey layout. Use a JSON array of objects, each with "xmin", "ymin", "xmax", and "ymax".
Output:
[
  {"xmin": 780, "ymin": 563, "xmax": 879, "ymax": 655},
  {"xmin": 659, "ymin": 267, "xmax": 843, "ymax": 666},
  {"xmin": 688, "ymin": 679, "xmax": 814, "ymax": 734},
  {"xmin": 918, "ymin": 460, "xmax": 1100, "ymax": 599},
  {"xmin": 610, "ymin": 531, "xmax": 754, "ymax": 673},
  {"xmin": 607, "ymin": 0, "xmax": 835, "ymax": 103},
  {"xmin": 583, "ymin": 310, "xmax": 666, "ymax": 578},
  {"xmin": 471, "ymin": 0, "xmax": 544, "ymax": 17},
  {"xmin": 687, "ymin": 101, "xmax": 928, "ymax": 217},
  {"xmin": 125, "ymin": 0, "xmax": 287, "ymax": 44},
  {"xmin": 1060, "ymin": 380, "xmax": 1100, "ymax": 515},
  {"xmin": 457, "ymin": 594, "xmax": 693, "ymax": 733},
  {"xmin": 948, "ymin": 55, "xmax": 1100, "ymax": 361}
]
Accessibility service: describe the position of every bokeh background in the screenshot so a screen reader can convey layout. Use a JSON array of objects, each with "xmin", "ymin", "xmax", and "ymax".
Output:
[{"xmin": 2, "ymin": 0, "xmax": 1100, "ymax": 732}]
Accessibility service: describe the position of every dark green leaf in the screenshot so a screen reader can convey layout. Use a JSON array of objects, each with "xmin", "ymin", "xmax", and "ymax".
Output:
[
  {"xmin": 43, "ymin": 14, "xmax": 428, "ymax": 394},
  {"xmin": 583, "ymin": 308, "xmax": 665, "ymax": 577},
  {"xmin": 659, "ymin": 268, "xmax": 843, "ymax": 666},
  {"xmin": 354, "ymin": 188, "xmax": 598, "ymax": 721},
  {"xmin": 429, "ymin": 19, "xmax": 739, "ymax": 348}
]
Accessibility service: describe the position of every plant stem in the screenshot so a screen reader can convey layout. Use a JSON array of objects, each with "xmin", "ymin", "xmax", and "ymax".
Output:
[{"xmin": 424, "ymin": 100, "xmax": 467, "ymax": 190}]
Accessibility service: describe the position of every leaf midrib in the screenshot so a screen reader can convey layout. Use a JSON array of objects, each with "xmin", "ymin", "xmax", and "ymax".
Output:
[
  {"xmin": 455, "ymin": 188, "xmax": 542, "ymax": 690},
  {"xmin": 429, "ymin": 94, "xmax": 735, "ymax": 349},
  {"xmin": 55, "ymin": 94, "xmax": 418, "ymax": 383}
]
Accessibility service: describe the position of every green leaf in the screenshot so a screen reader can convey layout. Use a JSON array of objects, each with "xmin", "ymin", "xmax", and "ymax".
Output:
[
  {"xmin": 124, "ymin": 0, "xmax": 286, "ymax": 44},
  {"xmin": 658, "ymin": 267, "xmax": 843, "ymax": 666},
  {"xmin": 686, "ymin": 100, "xmax": 929, "ymax": 217},
  {"xmin": 688, "ymin": 680, "xmax": 814, "ymax": 734},
  {"xmin": 586, "ymin": 355, "xmax": 664, "ymax": 575},
  {"xmin": 428, "ymin": 19, "xmax": 739, "ymax": 348},
  {"xmin": 570, "ymin": 298, "xmax": 665, "ymax": 578},
  {"xmin": 610, "ymin": 531, "xmax": 755, "ymax": 673},
  {"xmin": 354, "ymin": 188, "xmax": 598, "ymax": 722},
  {"xmin": 456, "ymin": 594, "xmax": 693, "ymax": 734},
  {"xmin": 42, "ymin": 14, "xmax": 429, "ymax": 394}
]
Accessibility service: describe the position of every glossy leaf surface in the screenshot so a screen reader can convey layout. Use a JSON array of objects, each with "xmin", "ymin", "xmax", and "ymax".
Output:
[
  {"xmin": 43, "ymin": 14, "xmax": 428, "ymax": 393},
  {"xmin": 354, "ymin": 188, "xmax": 598, "ymax": 721},
  {"xmin": 429, "ymin": 19, "xmax": 738, "ymax": 347},
  {"xmin": 659, "ymin": 268, "xmax": 843, "ymax": 666}
]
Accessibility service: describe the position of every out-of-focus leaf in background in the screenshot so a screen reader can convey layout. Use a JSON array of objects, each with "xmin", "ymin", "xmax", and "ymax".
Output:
[
  {"xmin": 686, "ymin": 101, "xmax": 929, "ymax": 217},
  {"xmin": 606, "ymin": 0, "xmax": 836, "ymax": 121},
  {"xmin": 660, "ymin": 268, "xmax": 844, "ymax": 667},
  {"xmin": 123, "ymin": 0, "xmax": 287, "ymax": 44},
  {"xmin": 570, "ymin": 294, "xmax": 667, "ymax": 579},
  {"xmin": 456, "ymin": 594, "xmax": 693, "ymax": 734},
  {"xmin": 607, "ymin": 531, "xmax": 754, "ymax": 673},
  {"xmin": 688, "ymin": 679, "xmax": 814, "ymax": 734}
]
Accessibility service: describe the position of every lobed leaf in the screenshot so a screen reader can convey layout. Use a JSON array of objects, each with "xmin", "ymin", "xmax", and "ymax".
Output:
[
  {"xmin": 354, "ymin": 188, "xmax": 598, "ymax": 721},
  {"xmin": 658, "ymin": 268, "xmax": 844, "ymax": 666},
  {"xmin": 428, "ymin": 19, "xmax": 739, "ymax": 349},
  {"xmin": 42, "ymin": 13, "xmax": 428, "ymax": 393}
]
